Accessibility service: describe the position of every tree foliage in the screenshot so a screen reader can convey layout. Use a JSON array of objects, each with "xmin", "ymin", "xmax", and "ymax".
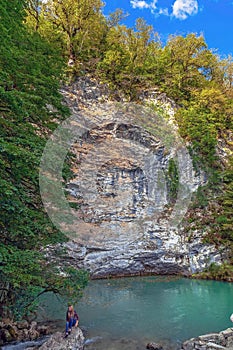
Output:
[
  {"xmin": 0, "ymin": 0, "xmax": 88, "ymax": 320},
  {"xmin": 27, "ymin": 0, "xmax": 107, "ymax": 72}
]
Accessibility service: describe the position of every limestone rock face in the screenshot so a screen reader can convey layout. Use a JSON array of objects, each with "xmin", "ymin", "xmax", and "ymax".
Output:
[{"xmin": 42, "ymin": 78, "xmax": 224, "ymax": 278}]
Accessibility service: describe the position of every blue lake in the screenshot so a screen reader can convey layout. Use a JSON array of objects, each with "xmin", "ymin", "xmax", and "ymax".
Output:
[{"xmin": 39, "ymin": 276, "xmax": 233, "ymax": 349}]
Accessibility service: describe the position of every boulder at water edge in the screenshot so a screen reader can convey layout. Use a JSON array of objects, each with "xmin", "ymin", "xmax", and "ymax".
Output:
[
  {"xmin": 36, "ymin": 327, "xmax": 84, "ymax": 350},
  {"xmin": 146, "ymin": 342, "xmax": 164, "ymax": 350}
]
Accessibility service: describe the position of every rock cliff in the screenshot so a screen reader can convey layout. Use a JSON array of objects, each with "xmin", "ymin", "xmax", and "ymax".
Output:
[{"xmin": 41, "ymin": 77, "xmax": 225, "ymax": 278}]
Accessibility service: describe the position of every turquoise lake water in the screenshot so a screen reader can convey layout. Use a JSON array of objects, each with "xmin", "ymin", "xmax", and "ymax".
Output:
[{"xmin": 39, "ymin": 276, "xmax": 233, "ymax": 349}]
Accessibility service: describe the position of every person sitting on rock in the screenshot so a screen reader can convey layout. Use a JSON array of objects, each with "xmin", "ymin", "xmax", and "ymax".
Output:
[{"xmin": 65, "ymin": 304, "xmax": 79, "ymax": 337}]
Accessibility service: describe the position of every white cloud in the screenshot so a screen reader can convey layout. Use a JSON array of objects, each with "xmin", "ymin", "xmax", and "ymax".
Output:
[
  {"xmin": 130, "ymin": 0, "xmax": 199, "ymax": 20},
  {"xmin": 172, "ymin": 0, "xmax": 198, "ymax": 20},
  {"xmin": 130, "ymin": 0, "xmax": 157, "ymax": 11},
  {"xmin": 158, "ymin": 7, "xmax": 169, "ymax": 16},
  {"xmin": 130, "ymin": 0, "xmax": 150, "ymax": 9}
]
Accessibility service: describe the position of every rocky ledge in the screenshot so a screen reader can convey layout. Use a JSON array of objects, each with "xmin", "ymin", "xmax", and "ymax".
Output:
[
  {"xmin": 180, "ymin": 327, "xmax": 233, "ymax": 350},
  {"xmin": 27, "ymin": 327, "xmax": 84, "ymax": 350},
  {"xmin": 146, "ymin": 328, "xmax": 233, "ymax": 350},
  {"xmin": 0, "ymin": 320, "xmax": 50, "ymax": 346}
]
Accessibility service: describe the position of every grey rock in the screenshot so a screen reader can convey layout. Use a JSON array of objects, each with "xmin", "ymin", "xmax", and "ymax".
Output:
[
  {"xmin": 199, "ymin": 334, "xmax": 220, "ymax": 343},
  {"xmin": 180, "ymin": 328, "xmax": 233, "ymax": 350},
  {"xmin": 37, "ymin": 325, "xmax": 49, "ymax": 336},
  {"xmin": 226, "ymin": 337, "xmax": 233, "ymax": 347},
  {"xmin": 182, "ymin": 339, "xmax": 196, "ymax": 350},
  {"xmin": 146, "ymin": 342, "xmax": 164, "ymax": 349},
  {"xmin": 16, "ymin": 321, "xmax": 29, "ymax": 330},
  {"xmin": 222, "ymin": 329, "xmax": 233, "ymax": 338},
  {"xmin": 206, "ymin": 342, "xmax": 226, "ymax": 349},
  {"xmin": 39, "ymin": 328, "xmax": 84, "ymax": 350},
  {"xmin": 28, "ymin": 329, "xmax": 40, "ymax": 341}
]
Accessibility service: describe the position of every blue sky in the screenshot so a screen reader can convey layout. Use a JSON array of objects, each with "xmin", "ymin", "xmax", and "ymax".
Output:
[{"xmin": 103, "ymin": 0, "xmax": 233, "ymax": 57}]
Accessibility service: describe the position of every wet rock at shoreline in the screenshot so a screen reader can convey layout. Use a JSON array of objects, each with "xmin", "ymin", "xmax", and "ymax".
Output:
[
  {"xmin": 146, "ymin": 342, "xmax": 164, "ymax": 349},
  {"xmin": 180, "ymin": 328, "xmax": 233, "ymax": 349},
  {"xmin": 35, "ymin": 327, "xmax": 84, "ymax": 350}
]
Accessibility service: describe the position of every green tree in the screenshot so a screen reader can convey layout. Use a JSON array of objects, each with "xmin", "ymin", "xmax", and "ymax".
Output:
[
  {"xmin": 38, "ymin": 0, "xmax": 106, "ymax": 67},
  {"xmin": 0, "ymin": 0, "xmax": 67, "ymax": 123},
  {"xmin": 0, "ymin": 0, "xmax": 88, "ymax": 320},
  {"xmin": 98, "ymin": 18, "xmax": 160, "ymax": 99},
  {"xmin": 161, "ymin": 34, "xmax": 220, "ymax": 102}
]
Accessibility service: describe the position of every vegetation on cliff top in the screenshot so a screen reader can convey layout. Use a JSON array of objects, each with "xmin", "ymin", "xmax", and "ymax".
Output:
[{"xmin": 0, "ymin": 0, "xmax": 232, "ymax": 320}]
